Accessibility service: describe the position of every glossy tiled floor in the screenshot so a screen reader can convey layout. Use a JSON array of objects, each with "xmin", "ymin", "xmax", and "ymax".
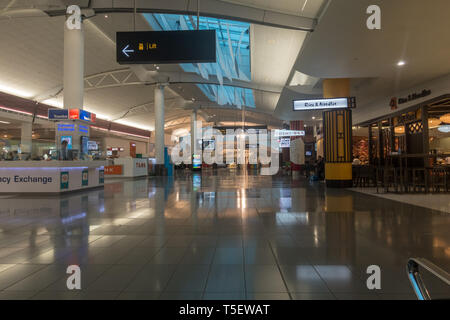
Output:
[{"xmin": 0, "ymin": 169, "xmax": 449, "ymax": 300}]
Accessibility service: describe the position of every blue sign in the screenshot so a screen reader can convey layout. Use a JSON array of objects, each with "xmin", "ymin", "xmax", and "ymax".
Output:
[
  {"xmin": 79, "ymin": 110, "xmax": 91, "ymax": 121},
  {"xmin": 78, "ymin": 124, "xmax": 89, "ymax": 134},
  {"xmin": 57, "ymin": 124, "xmax": 75, "ymax": 132},
  {"xmin": 48, "ymin": 109, "xmax": 68, "ymax": 120}
]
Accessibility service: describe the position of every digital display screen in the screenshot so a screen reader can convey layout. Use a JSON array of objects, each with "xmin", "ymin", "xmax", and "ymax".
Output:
[
  {"xmin": 193, "ymin": 154, "xmax": 202, "ymax": 169},
  {"xmin": 61, "ymin": 136, "xmax": 72, "ymax": 150},
  {"xmin": 279, "ymin": 138, "xmax": 291, "ymax": 148},
  {"xmin": 88, "ymin": 141, "xmax": 98, "ymax": 151},
  {"xmin": 116, "ymin": 30, "xmax": 216, "ymax": 64},
  {"xmin": 80, "ymin": 136, "xmax": 88, "ymax": 154},
  {"xmin": 203, "ymin": 140, "xmax": 215, "ymax": 150}
]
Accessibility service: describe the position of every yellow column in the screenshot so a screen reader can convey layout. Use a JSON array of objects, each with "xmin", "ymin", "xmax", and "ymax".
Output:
[{"xmin": 323, "ymin": 79, "xmax": 353, "ymax": 188}]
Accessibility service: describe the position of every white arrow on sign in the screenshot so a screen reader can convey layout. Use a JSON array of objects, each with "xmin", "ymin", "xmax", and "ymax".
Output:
[{"xmin": 122, "ymin": 44, "xmax": 134, "ymax": 57}]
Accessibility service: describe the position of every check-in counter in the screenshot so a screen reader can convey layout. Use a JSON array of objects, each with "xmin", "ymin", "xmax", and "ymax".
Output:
[
  {"xmin": 0, "ymin": 160, "xmax": 106, "ymax": 193},
  {"xmin": 105, "ymin": 157, "xmax": 147, "ymax": 178}
]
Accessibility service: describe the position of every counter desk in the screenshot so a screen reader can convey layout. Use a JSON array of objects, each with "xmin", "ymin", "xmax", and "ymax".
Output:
[
  {"xmin": 0, "ymin": 160, "xmax": 106, "ymax": 193},
  {"xmin": 105, "ymin": 157, "xmax": 148, "ymax": 178}
]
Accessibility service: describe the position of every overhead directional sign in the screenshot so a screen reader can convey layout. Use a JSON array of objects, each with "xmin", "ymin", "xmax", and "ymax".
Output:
[
  {"xmin": 116, "ymin": 30, "xmax": 216, "ymax": 64},
  {"xmin": 293, "ymin": 97, "xmax": 356, "ymax": 111}
]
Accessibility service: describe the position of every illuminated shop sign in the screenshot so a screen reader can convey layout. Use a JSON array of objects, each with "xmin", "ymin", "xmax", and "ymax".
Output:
[
  {"xmin": 116, "ymin": 30, "xmax": 216, "ymax": 64},
  {"xmin": 293, "ymin": 97, "xmax": 356, "ymax": 111},
  {"xmin": 48, "ymin": 109, "xmax": 69, "ymax": 120},
  {"xmin": 49, "ymin": 108, "xmax": 96, "ymax": 122},
  {"xmin": 79, "ymin": 110, "xmax": 92, "ymax": 121},
  {"xmin": 273, "ymin": 130, "xmax": 305, "ymax": 137},
  {"xmin": 69, "ymin": 109, "xmax": 79, "ymax": 120},
  {"xmin": 398, "ymin": 89, "xmax": 431, "ymax": 105}
]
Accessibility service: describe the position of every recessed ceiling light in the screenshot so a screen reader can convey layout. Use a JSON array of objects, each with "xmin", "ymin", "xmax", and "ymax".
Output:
[
  {"xmin": 397, "ymin": 61, "xmax": 406, "ymax": 66},
  {"xmin": 312, "ymin": 116, "xmax": 315, "ymax": 120},
  {"xmin": 104, "ymin": 14, "xmax": 108, "ymax": 18}
]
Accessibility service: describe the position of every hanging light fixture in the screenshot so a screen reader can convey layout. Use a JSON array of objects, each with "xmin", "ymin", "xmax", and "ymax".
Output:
[
  {"xmin": 440, "ymin": 113, "xmax": 450, "ymax": 124},
  {"xmin": 438, "ymin": 125, "xmax": 450, "ymax": 133},
  {"xmin": 428, "ymin": 118, "xmax": 442, "ymax": 129},
  {"xmin": 394, "ymin": 126, "xmax": 405, "ymax": 134}
]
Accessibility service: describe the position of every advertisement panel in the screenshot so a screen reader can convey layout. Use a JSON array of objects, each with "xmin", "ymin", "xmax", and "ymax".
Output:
[
  {"xmin": 99, "ymin": 169, "xmax": 104, "ymax": 184},
  {"xmin": 82, "ymin": 169, "xmax": 88, "ymax": 186},
  {"xmin": 60, "ymin": 171, "xmax": 69, "ymax": 189}
]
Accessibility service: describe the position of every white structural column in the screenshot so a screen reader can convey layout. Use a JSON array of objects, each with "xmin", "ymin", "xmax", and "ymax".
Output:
[
  {"xmin": 190, "ymin": 109, "xmax": 198, "ymax": 156},
  {"xmin": 154, "ymin": 84, "xmax": 165, "ymax": 165},
  {"xmin": 63, "ymin": 14, "xmax": 84, "ymax": 109},
  {"xmin": 20, "ymin": 122, "xmax": 32, "ymax": 154}
]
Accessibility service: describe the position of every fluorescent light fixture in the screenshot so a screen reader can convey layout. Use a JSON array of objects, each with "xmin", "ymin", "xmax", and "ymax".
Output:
[
  {"xmin": 90, "ymin": 126, "xmax": 150, "ymax": 139},
  {"xmin": 0, "ymin": 83, "xmax": 33, "ymax": 98},
  {"xmin": 42, "ymin": 98, "xmax": 63, "ymax": 108},
  {"xmin": 0, "ymin": 105, "xmax": 33, "ymax": 116},
  {"xmin": 109, "ymin": 130, "xmax": 150, "ymax": 139},
  {"xmin": 397, "ymin": 61, "xmax": 406, "ymax": 66},
  {"xmin": 301, "ymin": 0, "xmax": 309, "ymax": 11},
  {"xmin": 114, "ymin": 119, "xmax": 153, "ymax": 131},
  {"xmin": 0, "ymin": 120, "xmax": 10, "ymax": 124}
]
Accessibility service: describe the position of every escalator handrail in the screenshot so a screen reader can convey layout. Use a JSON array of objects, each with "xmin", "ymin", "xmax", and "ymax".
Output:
[{"xmin": 407, "ymin": 258, "xmax": 450, "ymax": 300}]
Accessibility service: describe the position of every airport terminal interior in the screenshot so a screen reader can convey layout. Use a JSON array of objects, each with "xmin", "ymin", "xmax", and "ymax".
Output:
[{"xmin": 0, "ymin": 0, "xmax": 449, "ymax": 301}]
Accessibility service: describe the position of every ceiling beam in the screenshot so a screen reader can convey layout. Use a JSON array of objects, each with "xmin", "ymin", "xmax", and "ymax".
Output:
[{"xmin": 43, "ymin": 0, "xmax": 316, "ymax": 31}]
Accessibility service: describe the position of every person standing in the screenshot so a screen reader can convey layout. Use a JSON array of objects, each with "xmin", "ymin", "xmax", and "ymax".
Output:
[{"xmin": 60, "ymin": 140, "xmax": 68, "ymax": 160}]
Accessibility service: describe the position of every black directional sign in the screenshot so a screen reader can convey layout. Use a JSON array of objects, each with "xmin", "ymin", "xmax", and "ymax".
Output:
[{"xmin": 116, "ymin": 30, "xmax": 216, "ymax": 64}]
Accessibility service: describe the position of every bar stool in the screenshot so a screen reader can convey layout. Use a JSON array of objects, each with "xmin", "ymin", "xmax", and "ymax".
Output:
[
  {"xmin": 383, "ymin": 166, "xmax": 400, "ymax": 193},
  {"xmin": 411, "ymin": 168, "xmax": 429, "ymax": 193},
  {"xmin": 430, "ymin": 167, "xmax": 448, "ymax": 193}
]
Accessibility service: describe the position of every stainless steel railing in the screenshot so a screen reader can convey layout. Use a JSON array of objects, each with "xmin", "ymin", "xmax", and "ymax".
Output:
[{"xmin": 407, "ymin": 258, "xmax": 450, "ymax": 300}]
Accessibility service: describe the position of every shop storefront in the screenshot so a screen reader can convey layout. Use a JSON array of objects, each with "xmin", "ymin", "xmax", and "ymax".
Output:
[{"xmin": 360, "ymin": 94, "xmax": 450, "ymax": 167}]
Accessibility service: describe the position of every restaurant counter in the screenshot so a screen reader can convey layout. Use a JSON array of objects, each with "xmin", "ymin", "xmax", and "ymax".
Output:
[{"xmin": 0, "ymin": 160, "xmax": 106, "ymax": 193}]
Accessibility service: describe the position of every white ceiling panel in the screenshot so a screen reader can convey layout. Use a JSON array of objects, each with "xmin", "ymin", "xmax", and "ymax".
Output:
[
  {"xmin": 251, "ymin": 24, "xmax": 306, "ymax": 111},
  {"xmin": 219, "ymin": 0, "xmax": 325, "ymax": 19},
  {"xmin": 0, "ymin": 16, "xmax": 65, "ymax": 97}
]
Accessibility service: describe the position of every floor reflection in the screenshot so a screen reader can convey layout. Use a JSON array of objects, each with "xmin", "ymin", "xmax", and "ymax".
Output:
[{"xmin": 0, "ymin": 169, "xmax": 449, "ymax": 300}]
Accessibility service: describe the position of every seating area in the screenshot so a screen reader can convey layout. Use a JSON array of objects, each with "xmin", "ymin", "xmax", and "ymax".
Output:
[{"xmin": 352, "ymin": 163, "xmax": 450, "ymax": 194}]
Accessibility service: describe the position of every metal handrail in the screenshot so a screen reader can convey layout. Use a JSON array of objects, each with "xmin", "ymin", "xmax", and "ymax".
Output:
[{"xmin": 407, "ymin": 258, "xmax": 450, "ymax": 300}]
